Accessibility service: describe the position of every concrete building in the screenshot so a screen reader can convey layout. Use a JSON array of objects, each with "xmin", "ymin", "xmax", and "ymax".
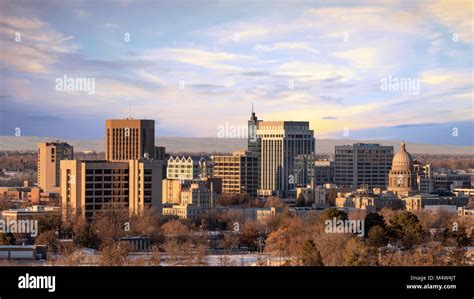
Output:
[
  {"xmin": 423, "ymin": 205, "xmax": 458, "ymax": 214},
  {"xmin": 154, "ymin": 146, "xmax": 166, "ymax": 160},
  {"xmin": 336, "ymin": 189, "xmax": 403, "ymax": 212},
  {"xmin": 212, "ymin": 150, "xmax": 259, "ymax": 196},
  {"xmin": 162, "ymin": 179, "xmax": 190, "ymax": 204},
  {"xmin": 431, "ymin": 172, "xmax": 471, "ymax": 191},
  {"xmin": 453, "ymin": 188, "xmax": 474, "ymax": 197},
  {"xmin": 315, "ymin": 160, "xmax": 335, "ymax": 185},
  {"xmin": 105, "ymin": 119, "xmax": 155, "ymax": 162},
  {"xmin": 162, "ymin": 181, "xmax": 216, "ymax": 219},
  {"xmin": 257, "ymin": 121, "xmax": 315, "ymax": 197},
  {"xmin": 414, "ymin": 162, "xmax": 434, "ymax": 194},
  {"xmin": 1, "ymin": 205, "xmax": 60, "ymax": 221},
  {"xmin": 334, "ymin": 143, "xmax": 393, "ymax": 189},
  {"xmin": 296, "ymin": 183, "xmax": 337, "ymax": 208},
  {"xmin": 166, "ymin": 156, "xmax": 211, "ymax": 180},
  {"xmin": 458, "ymin": 207, "xmax": 474, "ymax": 222},
  {"xmin": 60, "ymin": 159, "xmax": 163, "ymax": 220},
  {"xmin": 37, "ymin": 141, "xmax": 73, "ymax": 193},
  {"xmin": 402, "ymin": 194, "xmax": 468, "ymax": 212},
  {"xmin": 247, "ymin": 108, "xmax": 261, "ymax": 158}
]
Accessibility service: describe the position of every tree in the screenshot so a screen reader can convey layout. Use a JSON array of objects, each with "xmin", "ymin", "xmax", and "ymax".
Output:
[
  {"xmin": 366, "ymin": 226, "xmax": 388, "ymax": 248},
  {"xmin": 221, "ymin": 232, "xmax": 239, "ymax": 252},
  {"xmin": 264, "ymin": 196, "xmax": 286, "ymax": 208},
  {"xmin": 364, "ymin": 213, "xmax": 385, "ymax": 237},
  {"xmin": 99, "ymin": 242, "xmax": 132, "ymax": 266},
  {"xmin": 35, "ymin": 230, "xmax": 59, "ymax": 252},
  {"xmin": 265, "ymin": 227, "xmax": 291, "ymax": 263},
  {"xmin": 37, "ymin": 215, "xmax": 61, "ymax": 235},
  {"xmin": 0, "ymin": 232, "xmax": 16, "ymax": 245},
  {"xmin": 320, "ymin": 208, "xmax": 348, "ymax": 223},
  {"xmin": 78, "ymin": 225, "xmax": 100, "ymax": 249},
  {"xmin": 389, "ymin": 211, "xmax": 424, "ymax": 249},
  {"xmin": 161, "ymin": 219, "xmax": 190, "ymax": 237},
  {"xmin": 444, "ymin": 226, "xmax": 471, "ymax": 247},
  {"xmin": 300, "ymin": 239, "xmax": 324, "ymax": 266},
  {"xmin": 128, "ymin": 208, "xmax": 162, "ymax": 242},
  {"xmin": 296, "ymin": 193, "xmax": 305, "ymax": 207},
  {"xmin": 91, "ymin": 209, "xmax": 128, "ymax": 246},
  {"xmin": 343, "ymin": 238, "xmax": 371, "ymax": 266},
  {"xmin": 239, "ymin": 220, "xmax": 259, "ymax": 251},
  {"xmin": 149, "ymin": 246, "xmax": 162, "ymax": 266}
]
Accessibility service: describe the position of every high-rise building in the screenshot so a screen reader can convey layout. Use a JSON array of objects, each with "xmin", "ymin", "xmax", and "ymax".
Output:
[
  {"xmin": 212, "ymin": 150, "xmax": 259, "ymax": 196},
  {"xmin": 315, "ymin": 160, "xmax": 335, "ymax": 185},
  {"xmin": 257, "ymin": 121, "xmax": 315, "ymax": 197},
  {"xmin": 105, "ymin": 119, "xmax": 155, "ymax": 162},
  {"xmin": 60, "ymin": 159, "xmax": 163, "ymax": 220},
  {"xmin": 247, "ymin": 106, "xmax": 261, "ymax": 157},
  {"xmin": 334, "ymin": 143, "xmax": 393, "ymax": 189},
  {"xmin": 37, "ymin": 142, "xmax": 73, "ymax": 193}
]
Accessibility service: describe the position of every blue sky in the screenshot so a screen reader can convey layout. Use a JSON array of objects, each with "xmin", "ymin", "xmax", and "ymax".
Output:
[{"xmin": 0, "ymin": 0, "xmax": 472, "ymax": 145}]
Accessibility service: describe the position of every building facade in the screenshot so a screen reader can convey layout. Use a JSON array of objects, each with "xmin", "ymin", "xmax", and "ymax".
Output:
[
  {"xmin": 388, "ymin": 142, "xmax": 417, "ymax": 196},
  {"xmin": 105, "ymin": 119, "xmax": 155, "ymax": 162},
  {"xmin": 212, "ymin": 150, "xmax": 259, "ymax": 196},
  {"xmin": 257, "ymin": 121, "xmax": 315, "ymax": 197},
  {"xmin": 37, "ymin": 142, "xmax": 73, "ymax": 193},
  {"xmin": 166, "ymin": 156, "xmax": 211, "ymax": 180},
  {"xmin": 60, "ymin": 159, "xmax": 163, "ymax": 220},
  {"xmin": 334, "ymin": 143, "xmax": 393, "ymax": 189},
  {"xmin": 314, "ymin": 160, "xmax": 335, "ymax": 185}
]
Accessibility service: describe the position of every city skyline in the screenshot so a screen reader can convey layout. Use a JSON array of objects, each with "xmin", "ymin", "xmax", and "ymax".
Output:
[{"xmin": 0, "ymin": 0, "xmax": 472, "ymax": 146}]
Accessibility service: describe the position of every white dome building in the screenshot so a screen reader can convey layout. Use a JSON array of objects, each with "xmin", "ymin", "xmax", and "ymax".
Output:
[{"xmin": 388, "ymin": 142, "xmax": 417, "ymax": 195}]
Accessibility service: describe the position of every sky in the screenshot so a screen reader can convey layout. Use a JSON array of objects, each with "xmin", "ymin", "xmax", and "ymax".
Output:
[{"xmin": 0, "ymin": 0, "xmax": 472, "ymax": 146}]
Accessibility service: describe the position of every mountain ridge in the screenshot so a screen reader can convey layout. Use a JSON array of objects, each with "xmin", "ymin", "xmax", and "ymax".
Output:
[{"xmin": 0, "ymin": 136, "xmax": 472, "ymax": 155}]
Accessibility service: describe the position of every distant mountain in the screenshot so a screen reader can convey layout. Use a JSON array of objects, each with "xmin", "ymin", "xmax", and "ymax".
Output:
[{"xmin": 0, "ymin": 136, "xmax": 473, "ymax": 155}]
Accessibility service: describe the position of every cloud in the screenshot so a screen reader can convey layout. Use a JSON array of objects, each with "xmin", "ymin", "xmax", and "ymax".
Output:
[
  {"xmin": 142, "ymin": 48, "xmax": 256, "ymax": 72},
  {"xmin": 425, "ymin": 0, "xmax": 473, "ymax": 43},
  {"xmin": 332, "ymin": 47, "xmax": 380, "ymax": 70},
  {"xmin": 254, "ymin": 42, "xmax": 320, "ymax": 54}
]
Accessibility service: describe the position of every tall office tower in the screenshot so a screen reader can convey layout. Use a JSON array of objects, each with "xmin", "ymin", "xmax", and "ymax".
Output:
[
  {"xmin": 315, "ymin": 160, "xmax": 335, "ymax": 185},
  {"xmin": 60, "ymin": 159, "xmax": 162, "ymax": 220},
  {"xmin": 212, "ymin": 150, "xmax": 259, "ymax": 196},
  {"xmin": 105, "ymin": 119, "xmax": 155, "ymax": 162},
  {"xmin": 293, "ymin": 153, "xmax": 315, "ymax": 188},
  {"xmin": 247, "ymin": 106, "xmax": 261, "ymax": 157},
  {"xmin": 334, "ymin": 143, "xmax": 393, "ymax": 189},
  {"xmin": 257, "ymin": 121, "xmax": 315, "ymax": 198},
  {"xmin": 37, "ymin": 142, "xmax": 73, "ymax": 193}
]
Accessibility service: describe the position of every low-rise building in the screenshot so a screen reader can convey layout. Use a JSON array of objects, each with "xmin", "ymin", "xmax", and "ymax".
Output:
[
  {"xmin": 162, "ymin": 181, "xmax": 216, "ymax": 219},
  {"xmin": 402, "ymin": 194, "xmax": 468, "ymax": 212},
  {"xmin": 336, "ymin": 189, "xmax": 403, "ymax": 212},
  {"xmin": 1, "ymin": 205, "xmax": 60, "ymax": 221},
  {"xmin": 458, "ymin": 207, "xmax": 474, "ymax": 222}
]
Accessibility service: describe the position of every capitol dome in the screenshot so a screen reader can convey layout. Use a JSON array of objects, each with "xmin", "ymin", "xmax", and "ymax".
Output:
[
  {"xmin": 388, "ymin": 142, "xmax": 417, "ymax": 194},
  {"xmin": 391, "ymin": 142, "xmax": 413, "ymax": 170}
]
